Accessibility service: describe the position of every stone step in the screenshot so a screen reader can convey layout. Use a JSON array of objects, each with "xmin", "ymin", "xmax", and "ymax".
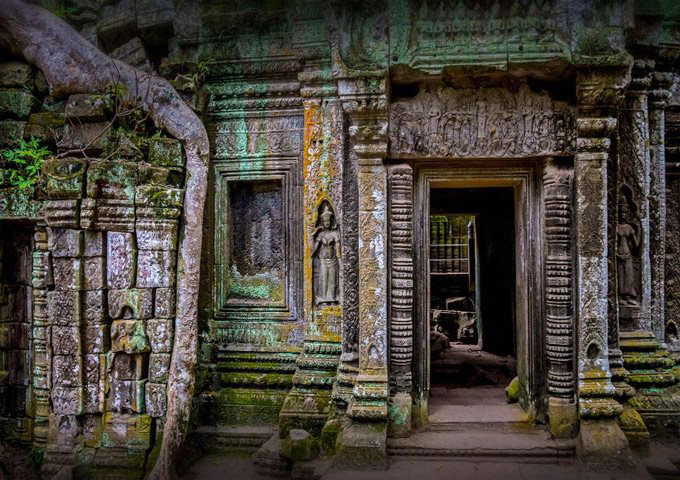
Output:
[
  {"xmin": 427, "ymin": 395, "xmax": 535, "ymax": 432},
  {"xmin": 192, "ymin": 425, "xmax": 277, "ymax": 451},
  {"xmin": 387, "ymin": 430, "xmax": 575, "ymax": 462}
]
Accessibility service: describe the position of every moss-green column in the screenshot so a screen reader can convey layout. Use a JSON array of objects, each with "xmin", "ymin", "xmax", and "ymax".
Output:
[
  {"xmin": 574, "ymin": 63, "xmax": 634, "ymax": 469},
  {"xmin": 334, "ymin": 76, "xmax": 389, "ymax": 471}
]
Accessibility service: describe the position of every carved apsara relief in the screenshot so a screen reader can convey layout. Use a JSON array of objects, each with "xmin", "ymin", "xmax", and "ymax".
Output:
[
  {"xmin": 389, "ymin": 84, "xmax": 575, "ymax": 158},
  {"xmin": 313, "ymin": 200, "xmax": 341, "ymax": 306},
  {"xmin": 616, "ymin": 187, "xmax": 641, "ymax": 307}
]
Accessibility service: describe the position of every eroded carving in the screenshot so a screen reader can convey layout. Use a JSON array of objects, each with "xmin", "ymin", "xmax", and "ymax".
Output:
[
  {"xmin": 313, "ymin": 201, "xmax": 341, "ymax": 306},
  {"xmin": 616, "ymin": 190, "xmax": 641, "ymax": 307},
  {"xmin": 389, "ymin": 84, "xmax": 575, "ymax": 158}
]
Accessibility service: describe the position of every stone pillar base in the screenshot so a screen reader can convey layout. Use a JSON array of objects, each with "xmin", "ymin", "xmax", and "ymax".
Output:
[
  {"xmin": 577, "ymin": 419, "xmax": 634, "ymax": 470},
  {"xmin": 279, "ymin": 388, "xmax": 333, "ymax": 437},
  {"xmin": 412, "ymin": 393, "xmax": 428, "ymax": 430},
  {"xmin": 333, "ymin": 422, "xmax": 388, "ymax": 471},
  {"xmin": 548, "ymin": 397, "xmax": 578, "ymax": 439},
  {"xmin": 387, "ymin": 392, "xmax": 412, "ymax": 438},
  {"xmin": 619, "ymin": 403, "xmax": 651, "ymax": 453}
]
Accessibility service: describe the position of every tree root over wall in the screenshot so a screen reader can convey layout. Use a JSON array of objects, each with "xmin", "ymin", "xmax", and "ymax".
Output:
[{"xmin": 0, "ymin": 1, "xmax": 209, "ymax": 478}]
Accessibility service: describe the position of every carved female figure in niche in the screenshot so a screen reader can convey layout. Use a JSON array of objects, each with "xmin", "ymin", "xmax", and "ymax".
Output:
[
  {"xmin": 617, "ymin": 195, "xmax": 641, "ymax": 306},
  {"xmin": 313, "ymin": 201, "xmax": 340, "ymax": 305}
]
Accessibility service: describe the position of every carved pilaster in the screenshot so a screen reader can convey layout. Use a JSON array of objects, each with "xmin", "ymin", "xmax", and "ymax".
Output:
[
  {"xmin": 543, "ymin": 158, "xmax": 577, "ymax": 438},
  {"xmin": 665, "ymin": 73, "xmax": 680, "ymax": 369},
  {"xmin": 621, "ymin": 67, "xmax": 680, "ymax": 438},
  {"xmin": 334, "ymin": 75, "xmax": 389, "ymax": 470},
  {"xmin": 386, "ymin": 164, "xmax": 413, "ymax": 438},
  {"xmin": 31, "ymin": 224, "xmax": 50, "ymax": 448},
  {"xmin": 615, "ymin": 60, "xmax": 653, "ymax": 448},
  {"xmin": 648, "ymin": 72, "xmax": 673, "ymax": 343},
  {"xmin": 575, "ymin": 62, "xmax": 634, "ymax": 468},
  {"xmin": 280, "ymin": 92, "xmax": 344, "ymax": 437}
]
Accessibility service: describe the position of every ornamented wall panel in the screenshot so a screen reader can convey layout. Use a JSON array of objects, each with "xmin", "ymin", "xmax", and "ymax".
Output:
[
  {"xmin": 205, "ymin": 99, "xmax": 304, "ymax": 425},
  {"xmin": 211, "ymin": 111, "xmax": 304, "ymax": 338},
  {"xmin": 389, "ymin": 84, "xmax": 576, "ymax": 159}
]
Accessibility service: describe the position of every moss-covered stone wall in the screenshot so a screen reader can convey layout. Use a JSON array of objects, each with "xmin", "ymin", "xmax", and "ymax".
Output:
[{"xmin": 0, "ymin": 58, "xmax": 195, "ymax": 478}]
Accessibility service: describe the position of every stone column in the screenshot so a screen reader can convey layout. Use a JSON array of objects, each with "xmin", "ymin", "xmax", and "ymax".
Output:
[
  {"xmin": 31, "ymin": 223, "xmax": 50, "ymax": 448},
  {"xmin": 649, "ymin": 72, "xmax": 673, "ymax": 343},
  {"xmin": 387, "ymin": 164, "xmax": 414, "ymax": 438},
  {"xmin": 574, "ymin": 64, "xmax": 633, "ymax": 468},
  {"xmin": 335, "ymin": 76, "xmax": 389, "ymax": 470},
  {"xmin": 543, "ymin": 158, "xmax": 577, "ymax": 438}
]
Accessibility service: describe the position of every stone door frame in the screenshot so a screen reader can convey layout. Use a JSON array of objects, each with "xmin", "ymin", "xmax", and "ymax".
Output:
[{"xmin": 410, "ymin": 161, "xmax": 545, "ymax": 425}]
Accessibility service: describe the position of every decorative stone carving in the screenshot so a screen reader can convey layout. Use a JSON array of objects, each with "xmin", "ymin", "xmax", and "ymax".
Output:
[
  {"xmin": 83, "ymin": 257, "xmax": 105, "ymax": 291},
  {"xmin": 51, "ymin": 326, "xmax": 80, "ymax": 356},
  {"xmin": 136, "ymin": 249, "xmax": 175, "ymax": 288},
  {"xmin": 666, "ymin": 175, "xmax": 680, "ymax": 357},
  {"xmin": 279, "ymin": 97, "xmax": 343, "ymax": 437},
  {"xmin": 389, "ymin": 84, "xmax": 575, "ymax": 159},
  {"xmin": 212, "ymin": 116, "xmax": 303, "ymax": 157},
  {"xmin": 108, "ymin": 289, "xmax": 153, "ymax": 320},
  {"xmin": 83, "ymin": 290, "xmax": 106, "ymax": 324},
  {"xmin": 149, "ymin": 353, "xmax": 171, "ymax": 383},
  {"xmin": 47, "ymin": 290, "xmax": 81, "ymax": 326},
  {"xmin": 386, "ymin": 164, "xmax": 414, "ymax": 439},
  {"xmin": 616, "ymin": 192, "xmax": 641, "ymax": 307},
  {"xmin": 52, "ymin": 257, "xmax": 83, "ymax": 291},
  {"xmin": 52, "ymin": 355, "xmax": 81, "ymax": 388},
  {"xmin": 387, "ymin": 165, "xmax": 413, "ymax": 392},
  {"xmin": 154, "ymin": 288, "xmax": 175, "ymax": 319},
  {"xmin": 145, "ymin": 383, "xmax": 167, "ymax": 418},
  {"xmin": 111, "ymin": 320, "xmax": 151, "ymax": 353},
  {"xmin": 31, "ymin": 226, "xmax": 50, "ymax": 446},
  {"xmin": 543, "ymin": 158, "xmax": 576, "ymax": 438},
  {"xmin": 106, "ymin": 232, "xmax": 136, "ymax": 289},
  {"xmin": 45, "ymin": 200, "xmax": 79, "ymax": 228},
  {"xmin": 147, "ymin": 319, "xmax": 173, "ymax": 353},
  {"xmin": 648, "ymin": 73, "xmax": 673, "ymax": 342},
  {"xmin": 47, "ymin": 228, "xmax": 83, "ymax": 258},
  {"xmin": 312, "ymin": 201, "xmax": 341, "ymax": 306}
]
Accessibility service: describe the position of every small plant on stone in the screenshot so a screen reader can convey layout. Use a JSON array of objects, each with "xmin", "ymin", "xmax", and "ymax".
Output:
[{"xmin": 1, "ymin": 137, "xmax": 51, "ymax": 190}]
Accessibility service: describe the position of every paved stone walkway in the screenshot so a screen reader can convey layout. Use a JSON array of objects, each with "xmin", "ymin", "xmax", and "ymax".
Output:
[{"xmin": 181, "ymin": 454, "xmax": 657, "ymax": 480}]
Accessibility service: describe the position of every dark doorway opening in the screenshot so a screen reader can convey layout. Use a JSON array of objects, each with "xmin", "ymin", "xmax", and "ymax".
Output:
[
  {"xmin": 428, "ymin": 187, "xmax": 517, "ymax": 392},
  {"xmin": 0, "ymin": 221, "xmax": 33, "ymax": 439}
]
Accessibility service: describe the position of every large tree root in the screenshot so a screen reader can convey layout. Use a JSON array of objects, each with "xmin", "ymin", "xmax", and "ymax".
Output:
[{"xmin": 0, "ymin": 2, "xmax": 209, "ymax": 478}]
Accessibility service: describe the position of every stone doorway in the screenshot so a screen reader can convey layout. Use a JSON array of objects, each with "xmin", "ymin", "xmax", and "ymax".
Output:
[{"xmin": 412, "ymin": 164, "xmax": 544, "ymax": 428}]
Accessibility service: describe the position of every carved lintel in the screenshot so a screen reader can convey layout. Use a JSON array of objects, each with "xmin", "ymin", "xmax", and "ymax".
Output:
[{"xmin": 389, "ymin": 84, "xmax": 576, "ymax": 158}]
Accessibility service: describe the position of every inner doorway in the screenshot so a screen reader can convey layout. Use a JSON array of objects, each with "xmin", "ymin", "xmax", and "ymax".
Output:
[
  {"xmin": 429, "ymin": 187, "xmax": 517, "ymax": 390},
  {"xmin": 413, "ymin": 166, "xmax": 542, "ymax": 427}
]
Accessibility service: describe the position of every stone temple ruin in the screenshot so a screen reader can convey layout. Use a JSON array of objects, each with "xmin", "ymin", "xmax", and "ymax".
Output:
[{"xmin": 0, "ymin": 0, "xmax": 680, "ymax": 478}]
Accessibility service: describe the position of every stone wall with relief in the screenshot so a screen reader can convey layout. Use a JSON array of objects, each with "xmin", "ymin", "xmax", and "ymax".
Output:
[
  {"xmin": 196, "ymin": 66, "xmax": 305, "ymax": 428},
  {"xmin": 0, "ymin": 59, "xmax": 193, "ymax": 479}
]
